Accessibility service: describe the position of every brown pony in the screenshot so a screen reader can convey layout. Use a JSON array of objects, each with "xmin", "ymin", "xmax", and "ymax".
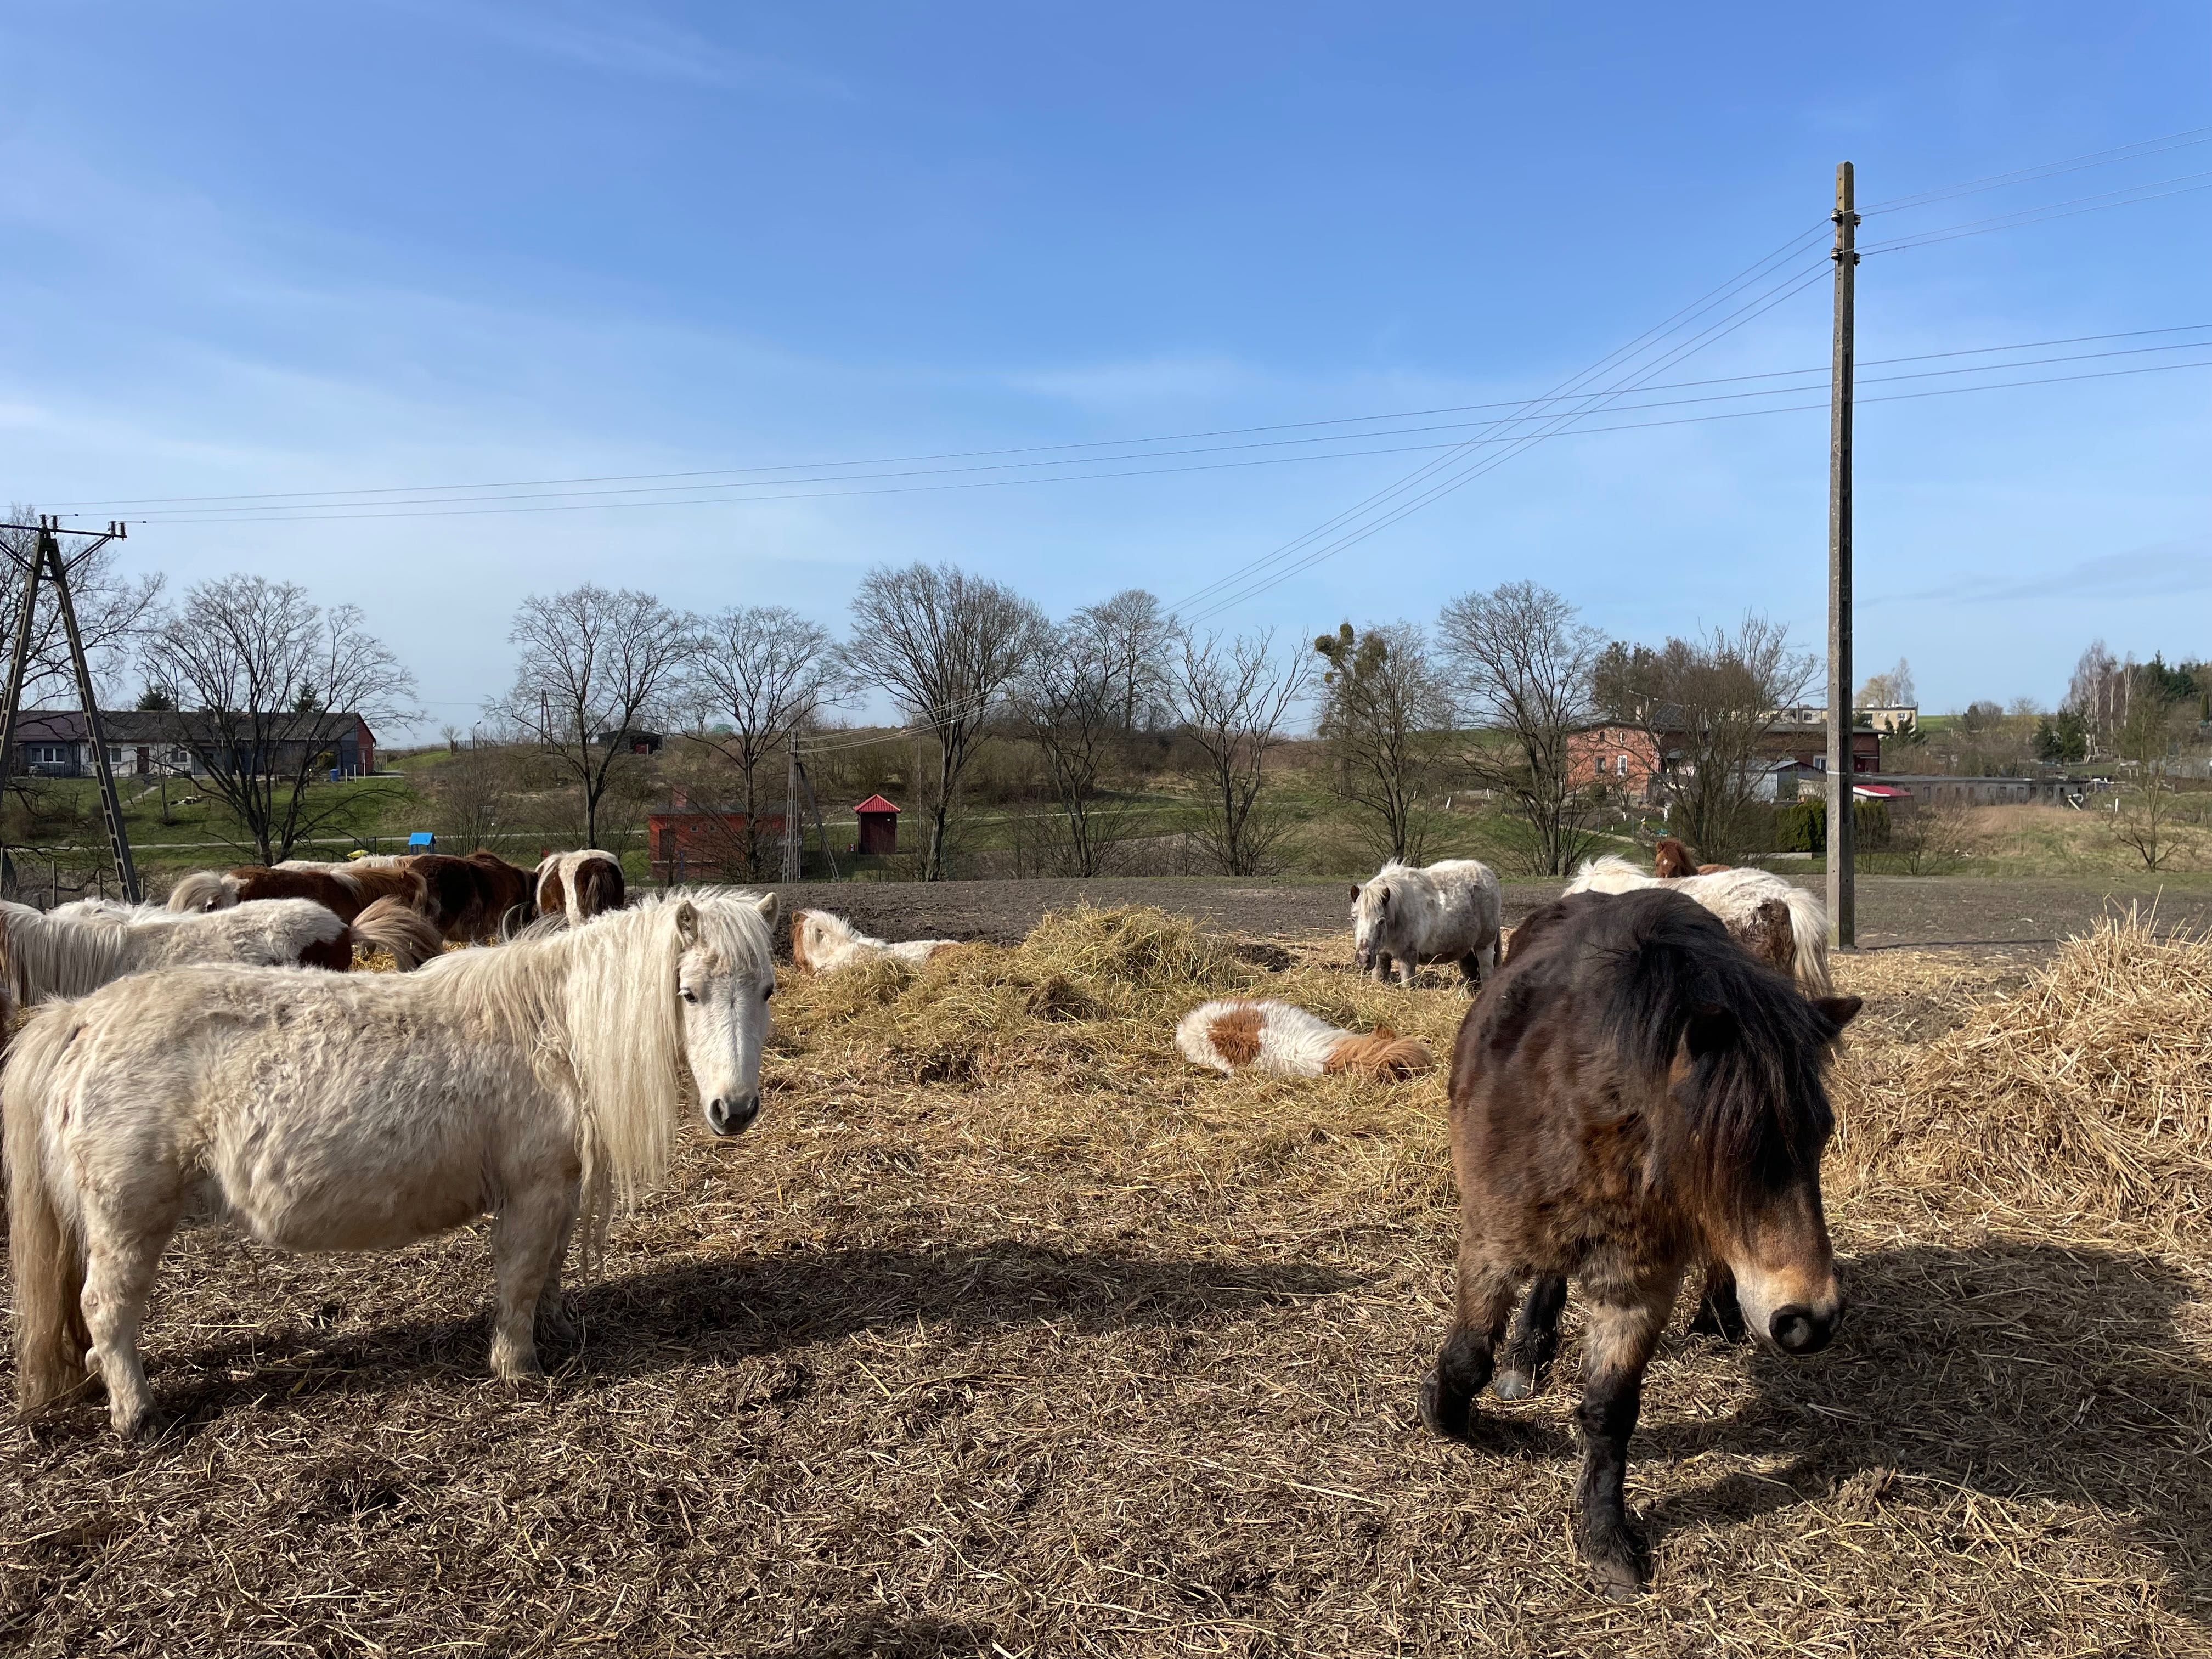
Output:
[
  {"xmin": 168, "ymin": 862, "xmax": 427, "ymax": 924},
  {"xmin": 1652, "ymin": 836, "xmax": 1731, "ymax": 878},
  {"xmin": 1421, "ymin": 888, "xmax": 1860, "ymax": 1598},
  {"xmin": 402, "ymin": 851, "xmax": 537, "ymax": 941}
]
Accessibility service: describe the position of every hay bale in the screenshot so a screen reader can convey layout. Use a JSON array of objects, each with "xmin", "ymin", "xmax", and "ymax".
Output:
[{"xmin": 1867, "ymin": 912, "xmax": 2212, "ymax": 1235}]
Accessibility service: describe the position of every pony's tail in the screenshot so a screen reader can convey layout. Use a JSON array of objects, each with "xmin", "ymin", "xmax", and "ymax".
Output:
[
  {"xmin": 1323, "ymin": 1026, "xmax": 1436, "ymax": 1081},
  {"xmin": 168, "ymin": 870, "xmax": 230, "ymax": 913},
  {"xmin": 351, "ymin": 895, "xmax": 445, "ymax": 971},
  {"xmin": 5, "ymin": 1005, "xmax": 92, "ymax": 1410},
  {"xmin": 1782, "ymin": 887, "xmax": 1833, "ymax": 993}
]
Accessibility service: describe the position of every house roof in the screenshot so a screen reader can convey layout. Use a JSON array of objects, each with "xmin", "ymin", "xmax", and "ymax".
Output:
[
  {"xmin": 10, "ymin": 709, "xmax": 370, "ymax": 744},
  {"xmin": 853, "ymin": 794, "xmax": 900, "ymax": 815}
]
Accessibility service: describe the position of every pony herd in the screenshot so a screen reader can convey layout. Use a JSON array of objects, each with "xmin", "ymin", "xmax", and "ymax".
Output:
[{"xmin": 5, "ymin": 834, "xmax": 1859, "ymax": 1602}]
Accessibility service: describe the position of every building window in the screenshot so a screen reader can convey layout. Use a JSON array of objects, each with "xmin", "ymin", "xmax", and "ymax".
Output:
[
  {"xmin": 27, "ymin": 744, "xmax": 69, "ymax": 766},
  {"xmin": 1615, "ymin": 753, "xmax": 1628, "ymax": 777}
]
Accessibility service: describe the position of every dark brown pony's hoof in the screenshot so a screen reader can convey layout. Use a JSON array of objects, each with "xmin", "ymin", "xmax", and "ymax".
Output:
[
  {"xmin": 1579, "ymin": 1521, "xmax": 1649, "ymax": 1600},
  {"xmin": 1418, "ymin": 1369, "xmax": 1474, "ymax": 1440}
]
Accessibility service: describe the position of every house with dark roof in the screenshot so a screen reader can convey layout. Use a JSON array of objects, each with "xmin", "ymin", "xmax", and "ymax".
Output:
[{"xmin": 11, "ymin": 710, "xmax": 377, "ymax": 780}]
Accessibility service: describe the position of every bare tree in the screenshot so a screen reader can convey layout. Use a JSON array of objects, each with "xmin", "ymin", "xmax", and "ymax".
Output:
[
  {"xmin": 1595, "ymin": 614, "xmax": 1817, "ymax": 864},
  {"xmin": 844, "ymin": 563, "xmax": 1049, "ymax": 879},
  {"xmin": 2067, "ymin": 640, "xmax": 2127, "ymax": 756},
  {"xmin": 1012, "ymin": 624, "xmax": 1137, "ymax": 876},
  {"xmin": 140, "ymin": 575, "xmax": 417, "ymax": 864},
  {"xmin": 1439, "ymin": 582, "xmax": 1607, "ymax": 876},
  {"xmin": 1170, "ymin": 628, "xmax": 1312, "ymax": 876},
  {"xmin": 1857, "ymin": 657, "xmax": 1916, "ymax": 708},
  {"xmin": 1311, "ymin": 620, "xmax": 1454, "ymax": 863},
  {"xmin": 680, "ymin": 606, "xmax": 843, "ymax": 879},
  {"xmin": 2111, "ymin": 687, "xmax": 2192, "ymax": 871},
  {"xmin": 490, "ymin": 585, "xmax": 691, "ymax": 849},
  {"xmin": 0, "ymin": 507, "xmax": 166, "ymax": 708},
  {"xmin": 1071, "ymin": 588, "xmax": 1177, "ymax": 733},
  {"xmin": 432, "ymin": 740, "xmax": 518, "ymax": 854}
]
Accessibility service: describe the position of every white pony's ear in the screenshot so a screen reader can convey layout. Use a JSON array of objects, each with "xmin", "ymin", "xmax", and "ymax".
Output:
[
  {"xmin": 673, "ymin": 898, "xmax": 700, "ymax": 946},
  {"xmin": 751, "ymin": 891, "xmax": 779, "ymax": 923}
]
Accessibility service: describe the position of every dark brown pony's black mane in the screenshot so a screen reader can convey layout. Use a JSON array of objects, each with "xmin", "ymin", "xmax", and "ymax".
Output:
[{"xmin": 1516, "ymin": 889, "xmax": 1846, "ymax": 1198}]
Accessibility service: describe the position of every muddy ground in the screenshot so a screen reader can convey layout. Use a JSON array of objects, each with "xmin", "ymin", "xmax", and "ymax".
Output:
[{"xmin": 770, "ymin": 872, "xmax": 2212, "ymax": 955}]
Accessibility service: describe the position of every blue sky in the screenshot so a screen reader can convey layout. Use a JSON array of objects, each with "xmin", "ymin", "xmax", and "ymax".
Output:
[{"xmin": 3, "ymin": 2, "xmax": 2207, "ymax": 737}]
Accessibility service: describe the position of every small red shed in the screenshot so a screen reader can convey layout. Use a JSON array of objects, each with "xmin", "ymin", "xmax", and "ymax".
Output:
[{"xmin": 853, "ymin": 794, "xmax": 900, "ymax": 856}]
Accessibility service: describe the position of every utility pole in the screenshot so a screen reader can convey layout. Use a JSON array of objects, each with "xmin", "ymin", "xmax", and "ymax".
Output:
[
  {"xmin": 781, "ymin": 744, "xmax": 802, "ymax": 882},
  {"xmin": 1825, "ymin": 161, "xmax": 1859, "ymax": 949},
  {"xmin": 0, "ymin": 518, "xmax": 143, "ymax": 904}
]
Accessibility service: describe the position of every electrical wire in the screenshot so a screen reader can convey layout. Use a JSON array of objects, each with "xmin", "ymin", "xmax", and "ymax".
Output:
[
  {"xmin": 1862, "ymin": 170, "xmax": 2212, "ymax": 257},
  {"xmin": 1861, "ymin": 123, "xmax": 2212, "ymax": 215}
]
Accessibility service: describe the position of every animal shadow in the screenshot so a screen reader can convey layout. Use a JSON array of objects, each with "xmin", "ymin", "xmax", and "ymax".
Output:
[
  {"xmin": 1638, "ymin": 1240, "xmax": 2212, "ymax": 1606},
  {"xmin": 62, "ymin": 1240, "xmax": 1351, "ymax": 1437}
]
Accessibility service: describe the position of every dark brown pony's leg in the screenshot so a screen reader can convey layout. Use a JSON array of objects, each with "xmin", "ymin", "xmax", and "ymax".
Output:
[
  {"xmin": 1458, "ymin": 951, "xmax": 1484, "ymax": 990},
  {"xmin": 1575, "ymin": 1287, "xmax": 1674, "ymax": 1599},
  {"xmin": 1419, "ymin": 1239, "xmax": 1517, "ymax": 1440},
  {"xmin": 1493, "ymin": 1272, "xmax": 1568, "ymax": 1400},
  {"xmin": 1688, "ymin": 1261, "xmax": 1747, "ymax": 1342}
]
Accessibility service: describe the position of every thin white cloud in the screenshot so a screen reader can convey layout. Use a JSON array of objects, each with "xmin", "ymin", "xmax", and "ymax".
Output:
[
  {"xmin": 400, "ymin": 1, "xmax": 853, "ymax": 99},
  {"xmin": 1871, "ymin": 537, "xmax": 2212, "ymax": 607}
]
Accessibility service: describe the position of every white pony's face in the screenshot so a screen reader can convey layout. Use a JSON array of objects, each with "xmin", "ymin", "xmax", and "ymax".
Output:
[
  {"xmin": 673, "ymin": 896, "xmax": 778, "ymax": 1137},
  {"xmin": 1348, "ymin": 881, "xmax": 1389, "ymax": 969}
]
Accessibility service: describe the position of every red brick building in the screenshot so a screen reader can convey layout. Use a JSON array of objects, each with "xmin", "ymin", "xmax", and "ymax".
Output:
[{"xmin": 1567, "ymin": 710, "xmax": 1883, "ymax": 802}]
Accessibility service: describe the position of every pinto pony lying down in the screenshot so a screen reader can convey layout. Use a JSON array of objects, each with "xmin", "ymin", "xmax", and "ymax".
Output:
[
  {"xmin": 789, "ymin": 908, "xmax": 957, "ymax": 973},
  {"xmin": 1175, "ymin": 999, "xmax": 1434, "ymax": 1081}
]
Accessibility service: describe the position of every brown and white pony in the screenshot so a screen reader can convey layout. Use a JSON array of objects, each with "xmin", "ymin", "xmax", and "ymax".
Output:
[
  {"xmin": 1651, "ymin": 837, "xmax": 1732, "ymax": 878},
  {"xmin": 168, "ymin": 862, "xmax": 427, "ymax": 924},
  {"xmin": 0, "ymin": 895, "xmax": 442, "ymax": 1002},
  {"xmin": 1421, "ymin": 888, "xmax": 1860, "ymax": 1599},
  {"xmin": 789, "ymin": 908, "xmax": 957, "ymax": 973},
  {"xmin": 1566, "ymin": 854, "xmax": 1831, "ymax": 991},
  {"xmin": 1175, "ymin": 998, "xmax": 1432, "ymax": 1080},
  {"xmin": 534, "ymin": 850, "xmax": 627, "ymax": 923}
]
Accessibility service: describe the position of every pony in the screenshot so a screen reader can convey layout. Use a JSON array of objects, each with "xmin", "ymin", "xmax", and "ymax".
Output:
[
  {"xmin": 789, "ymin": 908, "xmax": 957, "ymax": 973},
  {"xmin": 0, "ymin": 894, "xmax": 441, "ymax": 1003},
  {"xmin": 1175, "ymin": 998, "xmax": 1432, "ymax": 1080},
  {"xmin": 1419, "ymin": 888, "xmax": 1861, "ymax": 1598},
  {"xmin": 273, "ymin": 855, "xmax": 409, "ymax": 873},
  {"xmin": 405, "ymin": 851, "xmax": 538, "ymax": 942},
  {"xmin": 1349, "ymin": 859, "xmax": 1502, "ymax": 989},
  {"xmin": 6, "ymin": 889, "xmax": 780, "ymax": 1440},
  {"xmin": 1566, "ymin": 854, "xmax": 1832, "ymax": 992},
  {"xmin": 1652, "ymin": 837, "xmax": 1731, "ymax": 878},
  {"xmin": 167, "ymin": 862, "xmax": 428, "ymax": 926},
  {"xmin": 534, "ymin": 849, "xmax": 628, "ymax": 922}
]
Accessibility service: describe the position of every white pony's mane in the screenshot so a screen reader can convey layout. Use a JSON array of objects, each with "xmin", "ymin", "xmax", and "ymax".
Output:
[{"xmin": 423, "ymin": 890, "xmax": 776, "ymax": 1252}]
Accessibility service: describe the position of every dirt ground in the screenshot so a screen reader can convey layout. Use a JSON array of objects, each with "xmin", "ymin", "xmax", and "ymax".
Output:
[
  {"xmin": 7, "ymin": 894, "xmax": 2212, "ymax": 1656},
  {"xmin": 772, "ymin": 872, "xmax": 2212, "ymax": 953}
]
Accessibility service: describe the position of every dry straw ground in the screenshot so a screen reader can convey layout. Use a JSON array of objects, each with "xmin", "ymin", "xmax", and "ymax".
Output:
[{"xmin": 7, "ymin": 904, "xmax": 2212, "ymax": 1656}]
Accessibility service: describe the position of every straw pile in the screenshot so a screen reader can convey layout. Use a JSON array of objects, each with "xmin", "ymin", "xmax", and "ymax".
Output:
[{"xmin": 1854, "ymin": 913, "xmax": 2212, "ymax": 1238}]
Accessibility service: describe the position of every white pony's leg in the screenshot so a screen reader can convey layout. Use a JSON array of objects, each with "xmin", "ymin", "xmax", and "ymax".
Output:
[
  {"xmin": 1372, "ymin": 952, "xmax": 1392, "ymax": 984},
  {"xmin": 78, "ymin": 1200, "xmax": 180, "ymax": 1440},
  {"xmin": 488, "ymin": 1179, "xmax": 573, "ymax": 1379},
  {"xmin": 533, "ymin": 1181, "xmax": 583, "ymax": 1346}
]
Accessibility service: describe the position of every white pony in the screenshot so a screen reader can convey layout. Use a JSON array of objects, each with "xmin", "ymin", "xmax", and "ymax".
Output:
[
  {"xmin": 0, "ymin": 894, "xmax": 441, "ymax": 1003},
  {"xmin": 1565, "ymin": 854, "xmax": 1832, "ymax": 991},
  {"xmin": 1175, "ymin": 998, "xmax": 1434, "ymax": 1081},
  {"xmin": 790, "ymin": 907, "xmax": 957, "ymax": 973},
  {"xmin": 1349, "ymin": 859, "xmax": 1503, "ymax": 989},
  {"xmin": 534, "ymin": 849, "xmax": 627, "ymax": 921},
  {"xmin": 7, "ymin": 889, "xmax": 779, "ymax": 1439}
]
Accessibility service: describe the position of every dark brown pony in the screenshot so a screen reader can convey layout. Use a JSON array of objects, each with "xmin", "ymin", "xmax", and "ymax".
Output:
[
  {"xmin": 1421, "ymin": 888, "xmax": 1860, "ymax": 1598},
  {"xmin": 401, "ymin": 851, "xmax": 536, "ymax": 941},
  {"xmin": 168, "ymin": 862, "xmax": 427, "ymax": 923}
]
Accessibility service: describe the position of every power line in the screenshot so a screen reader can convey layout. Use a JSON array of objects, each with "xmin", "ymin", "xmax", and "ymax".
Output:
[
  {"xmin": 1862, "ymin": 170, "xmax": 2212, "ymax": 256},
  {"xmin": 1861, "ymin": 123, "xmax": 2212, "ymax": 215}
]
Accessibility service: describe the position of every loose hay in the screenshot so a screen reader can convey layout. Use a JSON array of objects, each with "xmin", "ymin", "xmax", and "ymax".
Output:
[
  {"xmin": 1855, "ymin": 912, "xmax": 2212, "ymax": 1239},
  {"xmin": 9, "ymin": 901, "xmax": 2212, "ymax": 1656}
]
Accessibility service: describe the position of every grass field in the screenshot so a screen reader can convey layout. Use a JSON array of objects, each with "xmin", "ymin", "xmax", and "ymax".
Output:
[{"xmin": 7, "ymin": 899, "xmax": 2210, "ymax": 1655}]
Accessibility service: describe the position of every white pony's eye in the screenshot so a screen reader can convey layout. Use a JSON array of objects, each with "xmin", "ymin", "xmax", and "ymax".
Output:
[{"xmin": 680, "ymin": 986, "xmax": 698, "ymax": 1004}]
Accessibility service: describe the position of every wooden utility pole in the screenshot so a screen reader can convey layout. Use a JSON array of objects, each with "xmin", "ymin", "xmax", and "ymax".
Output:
[
  {"xmin": 0, "ymin": 519, "xmax": 142, "ymax": 904},
  {"xmin": 781, "ymin": 744, "xmax": 802, "ymax": 882},
  {"xmin": 1825, "ymin": 162, "xmax": 1859, "ymax": 950}
]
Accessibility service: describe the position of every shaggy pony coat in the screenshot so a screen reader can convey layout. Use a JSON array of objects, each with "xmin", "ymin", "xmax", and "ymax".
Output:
[
  {"xmin": 167, "ymin": 862, "xmax": 428, "ymax": 924},
  {"xmin": 1176, "ymin": 998, "xmax": 1434, "ymax": 1080},
  {"xmin": 534, "ymin": 850, "xmax": 628, "ymax": 923},
  {"xmin": 1350, "ymin": 858, "xmax": 1503, "ymax": 988},
  {"xmin": 789, "ymin": 908, "xmax": 956, "ymax": 973},
  {"xmin": 6, "ymin": 890, "xmax": 780, "ymax": 1438},
  {"xmin": 0, "ymin": 894, "xmax": 441, "ymax": 1002},
  {"xmin": 1565, "ymin": 854, "xmax": 1832, "ymax": 991}
]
